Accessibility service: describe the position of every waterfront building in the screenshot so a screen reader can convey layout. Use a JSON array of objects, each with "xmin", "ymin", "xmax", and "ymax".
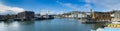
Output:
[
  {"xmin": 0, "ymin": 14, "xmax": 17, "ymax": 21},
  {"xmin": 78, "ymin": 14, "xmax": 86, "ymax": 18},
  {"xmin": 90, "ymin": 9, "xmax": 113, "ymax": 21},
  {"xmin": 92, "ymin": 12, "xmax": 113, "ymax": 21},
  {"xmin": 17, "ymin": 11, "xmax": 35, "ymax": 20},
  {"xmin": 60, "ymin": 11, "xmax": 87, "ymax": 18},
  {"xmin": 0, "ymin": 15, "xmax": 17, "ymax": 19},
  {"xmin": 111, "ymin": 10, "xmax": 120, "ymax": 21},
  {"xmin": 0, "ymin": 15, "xmax": 3, "ymax": 20},
  {"xmin": 0, "ymin": 15, "xmax": 2, "ymax": 19}
]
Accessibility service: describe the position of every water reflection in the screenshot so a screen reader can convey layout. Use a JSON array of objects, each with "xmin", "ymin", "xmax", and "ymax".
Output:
[
  {"xmin": 18, "ymin": 21, "xmax": 34, "ymax": 25},
  {"xmin": 91, "ymin": 23, "xmax": 106, "ymax": 30},
  {"xmin": 0, "ymin": 18, "xmax": 110, "ymax": 31},
  {"xmin": 35, "ymin": 18, "xmax": 93, "ymax": 31},
  {"xmin": 0, "ymin": 21, "xmax": 35, "ymax": 31}
]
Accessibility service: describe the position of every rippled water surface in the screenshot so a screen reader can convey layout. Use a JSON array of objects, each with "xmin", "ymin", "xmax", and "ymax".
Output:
[{"xmin": 0, "ymin": 18, "xmax": 104, "ymax": 31}]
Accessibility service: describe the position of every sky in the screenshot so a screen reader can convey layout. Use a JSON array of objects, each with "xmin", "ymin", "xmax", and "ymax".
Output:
[{"xmin": 0, "ymin": 0, "xmax": 120, "ymax": 15}]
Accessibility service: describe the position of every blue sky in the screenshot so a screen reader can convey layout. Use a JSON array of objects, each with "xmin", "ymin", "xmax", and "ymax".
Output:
[
  {"xmin": 1, "ymin": 0, "xmax": 90, "ymax": 14},
  {"xmin": 1, "ymin": 0, "xmax": 120, "ymax": 15}
]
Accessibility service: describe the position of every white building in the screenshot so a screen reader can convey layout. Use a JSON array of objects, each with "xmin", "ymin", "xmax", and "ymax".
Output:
[
  {"xmin": 67, "ymin": 13, "xmax": 86, "ymax": 18},
  {"xmin": 111, "ymin": 11, "xmax": 120, "ymax": 21}
]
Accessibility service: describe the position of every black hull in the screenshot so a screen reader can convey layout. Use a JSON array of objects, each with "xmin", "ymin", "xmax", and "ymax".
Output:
[{"xmin": 35, "ymin": 17, "xmax": 54, "ymax": 20}]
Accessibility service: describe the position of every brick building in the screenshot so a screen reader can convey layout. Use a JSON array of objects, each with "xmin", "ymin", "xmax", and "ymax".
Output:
[{"xmin": 17, "ymin": 11, "xmax": 35, "ymax": 20}]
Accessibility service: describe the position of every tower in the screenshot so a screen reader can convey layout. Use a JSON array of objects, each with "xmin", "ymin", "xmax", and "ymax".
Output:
[{"xmin": 90, "ymin": 9, "xmax": 95, "ymax": 19}]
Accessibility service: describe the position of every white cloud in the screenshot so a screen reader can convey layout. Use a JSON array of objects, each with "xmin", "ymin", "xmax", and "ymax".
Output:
[
  {"xmin": 85, "ymin": 0, "xmax": 120, "ymax": 11},
  {"xmin": 56, "ymin": 1, "xmax": 80, "ymax": 11},
  {"xmin": 57, "ymin": 0, "xmax": 120, "ymax": 12},
  {"xmin": 56, "ymin": 1, "xmax": 91, "ymax": 12},
  {"xmin": 10, "ymin": 7, "xmax": 25, "ymax": 13},
  {"xmin": 0, "ymin": 1, "xmax": 25, "ymax": 15}
]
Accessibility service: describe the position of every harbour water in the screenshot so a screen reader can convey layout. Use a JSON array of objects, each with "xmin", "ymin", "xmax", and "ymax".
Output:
[{"xmin": 0, "ymin": 18, "xmax": 106, "ymax": 31}]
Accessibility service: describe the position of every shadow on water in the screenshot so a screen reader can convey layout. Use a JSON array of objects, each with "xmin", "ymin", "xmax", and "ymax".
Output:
[
  {"xmin": 17, "ymin": 21, "xmax": 34, "ymax": 25},
  {"xmin": 35, "ymin": 19, "xmax": 54, "ymax": 21},
  {"xmin": 91, "ymin": 23, "xmax": 106, "ymax": 30}
]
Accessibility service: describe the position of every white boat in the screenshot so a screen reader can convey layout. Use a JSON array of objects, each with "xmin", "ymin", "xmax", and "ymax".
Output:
[{"xmin": 112, "ymin": 21, "xmax": 120, "ymax": 24}]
